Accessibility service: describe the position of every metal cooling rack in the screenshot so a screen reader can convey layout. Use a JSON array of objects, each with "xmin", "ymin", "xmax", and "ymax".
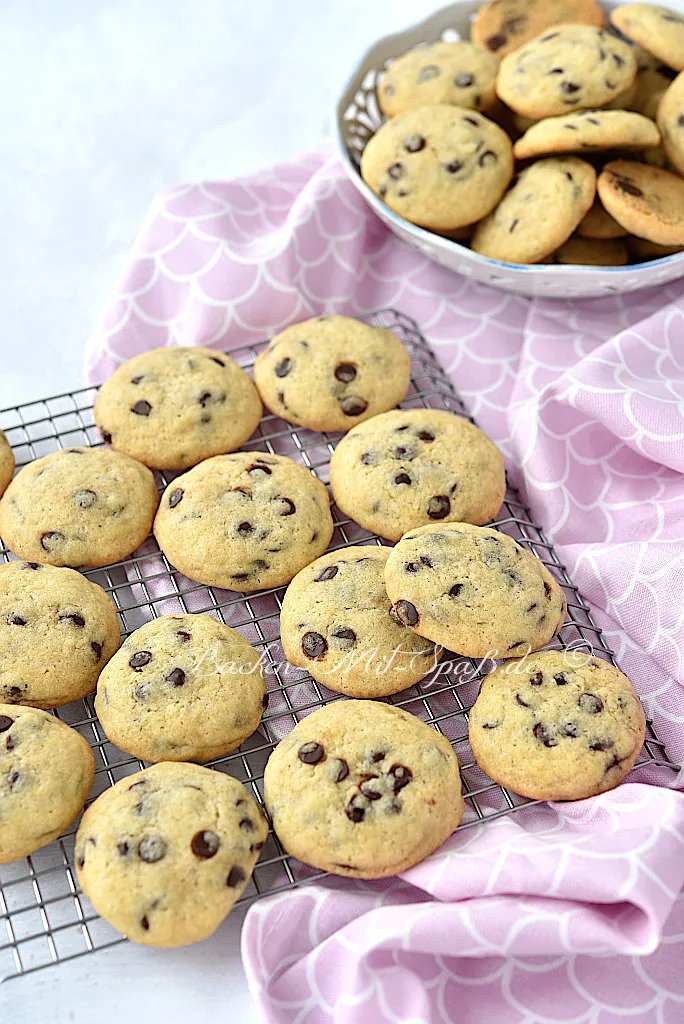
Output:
[{"xmin": 0, "ymin": 309, "xmax": 678, "ymax": 983}]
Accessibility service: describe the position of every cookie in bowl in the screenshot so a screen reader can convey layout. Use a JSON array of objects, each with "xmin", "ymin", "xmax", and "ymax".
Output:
[{"xmin": 378, "ymin": 40, "xmax": 499, "ymax": 118}]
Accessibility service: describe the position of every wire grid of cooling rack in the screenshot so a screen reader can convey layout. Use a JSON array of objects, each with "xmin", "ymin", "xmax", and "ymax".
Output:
[{"xmin": 0, "ymin": 308, "xmax": 678, "ymax": 983}]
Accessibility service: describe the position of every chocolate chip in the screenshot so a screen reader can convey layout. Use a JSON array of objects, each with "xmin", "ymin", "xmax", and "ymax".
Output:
[
  {"xmin": 41, "ymin": 531, "xmax": 65, "ymax": 551},
  {"xmin": 21, "ymin": 563, "xmax": 41, "ymax": 570},
  {"xmin": 420, "ymin": 555, "xmax": 434, "ymax": 567},
  {"xmin": 140, "ymin": 916, "xmax": 150, "ymax": 931},
  {"xmin": 275, "ymin": 358, "xmax": 292, "ymax": 377},
  {"xmin": 60, "ymin": 612, "xmax": 85, "ymax": 627},
  {"xmin": 248, "ymin": 463, "xmax": 272, "ymax": 475},
  {"xmin": 301, "ymin": 631, "xmax": 327, "ymax": 660},
  {"xmin": 134, "ymin": 683, "xmax": 147, "ymax": 700},
  {"xmin": 454, "ymin": 72, "xmax": 474, "ymax": 87},
  {"xmin": 101, "ymin": 430, "xmax": 112, "ymax": 444},
  {"xmin": 482, "ymin": 721, "xmax": 500, "ymax": 729},
  {"xmin": 333, "ymin": 758, "xmax": 349, "ymax": 782},
  {"xmin": 371, "ymin": 751, "xmax": 385, "ymax": 763},
  {"xmin": 404, "ymin": 134, "xmax": 425, "ymax": 152},
  {"xmin": 361, "ymin": 452, "xmax": 377, "ymax": 465},
  {"xmin": 479, "ymin": 150, "xmax": 497, "ymax": 167},
  {"xmin": 445, "ymin": 160, "xmax": 463, "ymax": 174},
  {"xmin": 237, "ymin": 521, "xmax": 254, "ymax": 536},
  {"xmin": 131, "ymin": 400, "xmax": 152, "ymax": 416},
  {"xmin": 359, "ymin": 779, "xmax": 382, "ymax": 800},
  {"xmin": 209, "ymin": 355, "xmax": 226, "ymax": 367},
  {"xmin": 427, "ymin": 495, "xmax": 450, "ymax": 519},
  {"xmin": 335, "ymin": 363, "xmax": 357, "ymax": 383},
  {"xmin": 7, "ymin": 613, "xmax": 26, "ymax": 626},
  {"xmin": 404, "ymin": 562, "xmax": 420, "ymax": 573},
  {"xmin": 605, "ymin": 79, "xmax": 616, "ymax": 89},
  {"xmin": 176, "ymin": 630, "xmax": 191, "ymax": 642},
  {"xmin": 561, "ymin": 722, "xmax": 580, "ymax": 738},
  {"xmin": 448, "ymin": 583, "xmax": 463, "ymax": 598},
  {"xmin": 540, "ymin": 31, "xmax": 559, "ymax": 41},
  {"xmin": 262, "ymin": 691, "xmax": 269, "ymax": 709},
  {"xmin": 417, "ymin": 429, "xmax": 435, "ymax": 441},
  {"xmin": 394, "ymin": 472, "xmax": 411, "ymax": 485},
  {"xmin": 418, "ymin": 64, "xmax": 440, "ymax": 82},
  {"xmin": 543, "ymin": 582, "xmax": 552, "ymax": 599},
  {"xmin": 533, "ymin": 723, "xmax": 557, "ymax": 747},
  {"xmin": 129, "ymin": 651, "xmax": 152, "ymax": 670},
  {"xmin": 197, "ymin": 391, "xmax": 212, "ymax": 408},
  {"xmin": 394, "ymin": 600, "xmax": 419, "ymax": 626},
  {"xmin": 529, "ymin": 672, "xmax": 543, "ymax": 686},
  {"xmin": 586, "ymin": 117, "xmax": 600, "ymax": 126},
  {"xmin": 378, "ymin": 184, "xmax": 387, "ymax": 198},
  {"xmin": 315, "ymin": 565, "xmax": 338, "ymax": 582},
  {"xmin": 331, "ymin": 627, "xmax": 356, "ymax": 647},
  {"xmin": 278, "ymin": 498, "xmax": 296, "ymax": 516},
  {"xmin": 298, "ymin": 741, "xmax": 325, "ymax": 764},
  {"xmin": 589, "ymin": 737, "xmax": 614, "ymax": 752},
  {"xmin": 74, "ymin": 489, "xmax": 97, "ymax": 509},
  {"xmin": 486, "ymin": 32, "xmax": 507, "ymax": 51},
  {"xmin": 239, "ymin": 818, "xmax": 255, "ymax": 832},
  {"xmin": 613, "ymin": 178, "xmax": 644, "ymax": 198},
  {"xmin": 0, "ymin": 716, "xmax": 13, "ymax": 733},
  {"xmin": 679, "ymin": 114, "xmax": 684, "ymax": 128},
  {"xmin": 5, "ymin": 687, "xmax": 22, "ymax": 699},
  {"xmin": 548, "ymin": 67, "xmax": 564, "ymax": 75},
  {"xmin": 508, "ymin": 640, "xmax": 526, "ymax": 650},
  {"xmin": 516, "ymin": 694, "xmax": 530, "ymax": 708},
  {"xmin": 166, "ymin": 667, "xmax": 186, "ymax": 687},
  {"xmin": 191, "ymin": 830, "xmax": 221, "ymax": 858},
  {"xmin": 169, "ymin": 488, "xmax": 184, "ymax": 508},
  {"xmin": 554, "ymin": 673, "xmax": 568, "ymax": 686},
  {"xmin": 579, "ymin": 693, "xmax": 603, "ymax": 714},
  {"xmin": 117, "ymin": 840, "xmax": 131, "ymax": 856},
  {"xmin": 226, "ymin": 865, "xmax": 246, "ymax": 887},
  {"xmin": 561, "ymin": 81, "xmax": 580, "ymax": 94},
  {"xmin": 138, "ymin": 836, "xmax": 167, "ymax": 862},
  {"xmin": 200, "ymin": 413, "xmax": 211, "ymax": 424},
  {"xmin": 341, "ymin": 396, "xmax": 368, "ymax": 416},
  {"xmin": 345, "ymin": 798, "xmax": 365, "ymax": 823},
  {"xmin": 388, "ymin": 162, "xmax": 404, "ymax": 179},
  {"xmin": 389, "ymin": 764, "xmax": 412, "ymax": 792}
]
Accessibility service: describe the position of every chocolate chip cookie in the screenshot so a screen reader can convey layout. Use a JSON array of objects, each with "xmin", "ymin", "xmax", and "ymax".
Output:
[
  {"xmin": 0, "ymin": 705, "xmax": 95, "ymax": 864},
  {"xmin": 496, "ymin": 25, "xmax": 637, "ymax": 119},
  {"xmin": 94, "ymin": 346, "xmax": 262, "ymax": 470},
  {"xmin": 360, "ymin": 105, "xmax": 514, "ymax": 232},
  {"xmin": 263, "ymin": 699, "xmax": 464, "ymax": 878},
  {"xmin": 0, "ymin": 561, "xmax": 119, "ymax": 709},
  {"xmin": 96, "ymin": 613, "xmax": 265, "ymax": 763},
  {"xmin": 657, "ymin": 71, "xmax": 684, "ymax": 177},
  {"xmin": 631, "ymin": 48, "xmax": 678, "ymax": 120},
  {"xmin": 384, "ymin": 523, "xmax": 567, "ymax": 659},
  {"xmin": 253, "ymin": 315, "xmax": 410, "ymax": 432},
  {"xmin": 471, "ymin": 157, "xmax": 597, "ymax": 264},
  {"xmin": 554, "ymin": 234, "xmax": 629, "ymax": 265},
  {"xmin": 611, "ymin": 4, "xmax": 684, "ymax": 74},
  {"xmin": 75, "ymin": 761, "xmax": 268, "ymax": 946},
  {"xmin": 0, "ymin": 446, "xmax": 159, "ymax": 568},
  {"xmin": 0, "ymin": 430, "xmax": 14, "ymax": 497},
  {"xmin": 154, "ymin": 452, "xmax": 334, "ymax": 591},
  {"xmin": 469, "ymin": 651, "xmax": 647, "ymax": 801},
  {"xmin": 513, "ymin": 109, "xmax": 661, "ymax": 160},
  {"xmin": 578, "ymin": 197, "xmax": 629, "ymax": 238},
  {"xmin": 378, "ymin": 41, "xmax": 499, "ymax": 118},
  {"xmin": 472, "ymin": 0, "xmax": 604, "ymax": 58},
  {"xmin": 329, "ymin": 409, "xmax": 505, "ymax": 542},
  {"xmin": 280, "ymin": 546, "xmax": 438, "ymax": 698},
  {"xmin": 597, "ymin": 160, "xmax": 684, "ymax": 246}
]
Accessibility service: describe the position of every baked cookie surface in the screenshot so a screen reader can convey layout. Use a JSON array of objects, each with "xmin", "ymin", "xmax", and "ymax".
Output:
[
  {"xmin": 657, "ymin": 70, "xmax": 684, "ymax": 177},
  {"xmin": 378, "ymin": 41, "xmax": 499, "ymax": 118},
  {"xmin": 472, "ymin": 0, "xmax": 604, "ymax": 58},
  {"xmin": 0, "ymin": 430, "xmax": 14, "ymax": 498},
  {"xmin": 469, "ymin": 651, "xmax": 646, "ymax": 800},
  {"xmin": 597, "ymin": 160, "xmax": 684, "ymax": 246},
  {"xmin": 610, "ymin": 4, "xmax": 684, "ymax": 73},
  {"xmin": 513, "ymin": 109, "xmax": 660, "ymax": 160}
]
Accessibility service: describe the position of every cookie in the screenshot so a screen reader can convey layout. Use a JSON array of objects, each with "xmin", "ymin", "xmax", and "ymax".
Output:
[
  {"xmin": 469, "ymin": 650, "xmax": 646, "ymax": 801},
  {"xmin": 94, "ymin": 346, "xmax": 262, "ymax": 471},
  {"xmin": 0, "ymin": 561, "xmax": 119, "ymax": 709},
  {"xmin": 95, "ymin": 613, "xmax": 265, "ymax": 763},
  {"xmin": 657, "ymin": 70, "xmax": 684, "ymax": 177},
  {"xmin": 471, "ymin": 157, "xmax": 596, "ymax": 264},
  {"xmin": 253, "ymin": 315, "xmax": 410, "ymax": 432},
  {"xmin": 631, "ymin": 49, "xmax": 678, "ymax": 120},
  {"xmin": 378, "ymin": 41, "xmax": 499, "ymax": 118},
  {"xmin": 0, "ymin": 430, "xmax": 14, "ymax": 497},
  {"xmin": 329, "ymin": 409, "xmax": 505, "ymax": 542},
  {"xmin": 554, "ymin": 235, "xmax": 629, "ymax": 265},
  {"xmin": 577, "ymin": 197, "xmax": 629, "ymax": 238},
  {"xmin": 496, "ymin": 25, "xmax": 637, "ymax": 119},
  {"xmin": 383, "ymin": 523, "xmax": 567, "ymax": 659},
  {"xmin": 597, "ymin": 159, "xmax": 684, "ymax": 246},
  {"xmin": 0, "ymin": 446, "xmax": 159, "ymax": 569},
  {"xmin": 0, "ymin": 705, "xmax": 95, "ymax": 864},
  {"xmin": 360, "ymin": 105, "xmax": 514, "ymax": 231},
  {"xmin": 629, "ymin": 236, "xmax": 683, "ymax": 260},
  {"xmin": 513, "ymin": 110, "xmax": 660, "ymax": 160},
  {"xmin": 280, "ymin": 546, "xmax": 438, "ymax": 698},
  {"xmin": 75, "ymin": 761, "xmax": 267, "ymax": 947},
  {"xmin": 610, "ymin": 4, "xmax": 684, "ymax": 74},
  {"xmin": 263, "ymin": 699, "xmax": 463, "ymax": 878},
  {"xmin": 154, "ymin": 451, "xmax": 334, "ymax": 592},
  {"xmin": 471, "ymin": 0, "xmax": 604, "ymax": 58}
]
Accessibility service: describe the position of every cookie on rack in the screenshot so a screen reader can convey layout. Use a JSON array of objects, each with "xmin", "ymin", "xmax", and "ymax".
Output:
[
  {"xmin": 329, "ymin": 409, "xmax": 505, "ymax": 542},
  {"xmin": 657, "ymin": 71, "xmax": 684, "ymax": 177},
  {"xmin": 280, "ymin": 546, "xmax": 439, "ymax": 698},
  {"xmin": 263, "ymin": 699, "xmax": 464, "ymax": 878},
  {"xmin": 471, "ymin": 0, "xmax": 604, "ymax": 58},
  {"xmin": 0, "ymin": 561, "xmax": 119, "ymax": 708},
  {"xmin": 384, "ymin": 523, "xmax": 567, "ymax": 659},
  {"xmin": 154, "ymin": 451, "xmax": 334, "ymax": 591},
  {"xmin": 554, "ymin": 235, "xmax": 629, "ymax": 266},
  {"xmin": 360, "ymin": 105, "xmax": 514, "ymax": 232},
  {"xmin": 597, "ymin": 160, "xmax": 684, "ymax": 246},
  {"xmin": 513, "ymin": 110, "xmax": 661, "ymax": 161},
  {"xmin": 95, "ymin": 613, "xmax": 265, "ymax": 763},
  {"xmin": 496, "ymin": 25, "xmax": 637, "ymax": 120},
  {"xmin": 378, "ymin": 41, "xmax": 499, "ymax": 118},
  {"xmin": 94, "ymin": 346, "xmax": 262, "ymax": 470},
  {"xmin": 0, "ymin": 430, "xmax": 14, "ymax": 497},
  {"xmin": 253, "ymin": 315, "xmax": 410, "ymax": 433},
  {"xmin": 0, "ymin": 446, "xmax": 159, "ymax": 569},
  {"xmin": 577, "ymin": 198, "xmax": 629, "ymax": 239},
  {"xmin": 75, "ymin": 761, "xmax": 268, "ymax": 947},
  {"xmin": 471, "ymin": 157, "xmax": 596, "ymax": 264},
  {"xmin": 610, "ymin": 4, "xmax": 684, "ymax": 73},
  {"xmin": 0, "ymin": 705, "xmax": 95, "ymax": 864},
  {"xmin": 469, "ymin": 650, "xmax": 646, "ymax": 801}
]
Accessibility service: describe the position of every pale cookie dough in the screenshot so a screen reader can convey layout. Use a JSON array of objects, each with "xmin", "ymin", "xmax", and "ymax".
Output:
[
  {"xmin": 378, "ymin": 41, "xmax": 499, "ymax": 118},
  {"xmin": 513, "ymin": 109, "xmax": 660, "ymax": 160}
]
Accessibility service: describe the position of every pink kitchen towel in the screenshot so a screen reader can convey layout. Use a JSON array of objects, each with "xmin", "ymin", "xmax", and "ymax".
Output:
[{"xmin": 86, "ymin": 146, "xmax": 684, "ymax": 1023}]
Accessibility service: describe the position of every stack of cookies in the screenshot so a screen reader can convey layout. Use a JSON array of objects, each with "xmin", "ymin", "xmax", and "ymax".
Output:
[
  {"xmin": 0, "ymin": 313, "xmax": 646, "ymax": 947},
  {"xmin": 360, "ymin": 1, "xmax": 684, "ymax": 265}
]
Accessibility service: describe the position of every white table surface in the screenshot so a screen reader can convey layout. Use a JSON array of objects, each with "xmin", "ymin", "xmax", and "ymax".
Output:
[{"xmin": 0, "ymin": 1, "xmax": 434, "ymax": 1020}]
